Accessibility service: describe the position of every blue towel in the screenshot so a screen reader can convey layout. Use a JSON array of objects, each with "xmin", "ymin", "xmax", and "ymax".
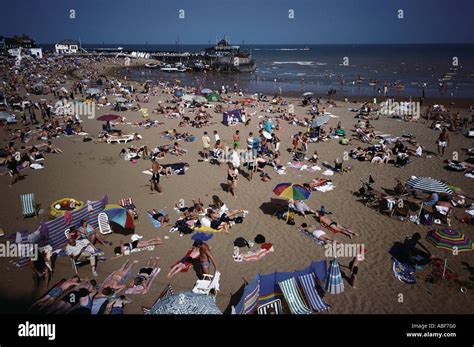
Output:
[{"xmin": 191, "ymin": 232, "xmax": 213, "ymax": 242}]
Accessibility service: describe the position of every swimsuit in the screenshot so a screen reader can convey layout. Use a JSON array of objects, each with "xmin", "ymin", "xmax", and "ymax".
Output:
[
  {"xmin": 139, "ymin": 267, "xmax": 153, "ymax": 276},
  {"xmin": 200, "ymin": 260, "xmax": 210, "ymax": 268},
  {"xmin": 49, "ymin": 286, "xmax": 63, "ymax": 298}
]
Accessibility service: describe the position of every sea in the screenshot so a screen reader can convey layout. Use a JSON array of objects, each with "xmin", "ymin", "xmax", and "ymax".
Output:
[{"xmin": 43, "ymin": 44, "xmax": 474, "ymax": 99}]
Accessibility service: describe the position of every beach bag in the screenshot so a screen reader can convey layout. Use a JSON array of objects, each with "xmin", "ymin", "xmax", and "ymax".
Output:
[
  {"xmin": 420, "ymin": 213, "xmax": 433, "ymax": 226},
  {"xmin": 234, "ymin": 237, "xmax": 249, "ymax": 248},
  {"xmin": 234, "ymin": 216, "xmax": 244, "ymax": 224}
]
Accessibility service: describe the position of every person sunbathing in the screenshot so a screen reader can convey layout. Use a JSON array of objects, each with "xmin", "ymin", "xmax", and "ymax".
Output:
[
  {"xmin": 126, "ymin": 257, "xmax": 161, "ymax": 294},
  {"xmin": 100, "ymin": 260, "xmax": 139, "ymax": 292},
  {"xmin": 314, "ymin": 211, "xmax": 359, "ymax": 238},
  {"xmin": 204, "ymin": 209, "xmax": 230, "ymax": 233},
  {"xmin": 114, "ymin": 236, "xmax": 164, "ymax": 257},
  {"xmin": 30, "ymin": 276, "xmax": 81, "ymax": 312},
  {"xmin": 298, "ymin": 223, "xmax": 340, "ymax": 244},
  {"xmin": 43, "ymin": 279, "xmax": 95, "ymax": 314},
  {"xmin": 170, "ymin": 142, "xmax": 186, "ymax": 156},
  {"xmin": 46, "ymin": 141, "xmax": 62, "ymax": 154},
  {"xmin": 150, "ymin": 209, "xmax": 171, "ymax": 225},
  {"xmin": 289, "ymin": 199, "xmax": 317, "ymax": 219},
  {"xmin": 167, "ymin": 247, "xmax": 201, "ymax": 278}
]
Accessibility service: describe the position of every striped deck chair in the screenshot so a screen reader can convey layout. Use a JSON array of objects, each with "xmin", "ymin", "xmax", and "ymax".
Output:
[
  {"xmin": 298, "ymin": 273, "xmax": 330, "ymax": 312},
  {"xmin": 20, "ymin": 193, "xmax": 37, "ymax": 219},
  {"xmin": 120, "ymin": 197, "xmax": 138, "ymax": 219},
  {"xmin": 257, "ymin": 299, "xmax": 282, "ymax": 315},
  {"xmin": 278, "ymin": 277, "xmax": 312, "ymax": 315}
]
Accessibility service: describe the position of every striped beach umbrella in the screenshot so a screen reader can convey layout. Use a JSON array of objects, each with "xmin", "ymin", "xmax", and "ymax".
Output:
[
  {"xmin": 325, "ymin": 258, "xmax": 344, "ymax": 294},
  {"xmin": 273, "ymin": 183, "xmax": 311, "ymax": 201},
  {"xmin": 406, "ymin": 176, "xmax": 453, "ymax": 194},
  {"xmin": 201, "ymin": 88, "xmax": 213, "ymax": 95},
  {"xmin": 426, "ymin": 229, "xmax": 473, "ymax": 252}
]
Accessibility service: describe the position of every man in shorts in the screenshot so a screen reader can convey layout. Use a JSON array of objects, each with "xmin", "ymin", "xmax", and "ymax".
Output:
[
  {"xmin": 298, "ymin": 223, "xmax": 338, "ymax": 244},
  {"xmin": 202, "ymin": 131, "xmax": 211, "ymax": 161},
  {"xmin": 437, "ymin": 128, "xmax": 449, "ymax": 157},
  {"xmin": 150, "ymin": 157, "xmax": 162, "ymax": 194}
]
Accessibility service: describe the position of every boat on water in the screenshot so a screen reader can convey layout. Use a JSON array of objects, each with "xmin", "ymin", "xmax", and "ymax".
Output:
[{"xmin": 204, "ymin": 37, "xmax": 256, "ymax": 73}]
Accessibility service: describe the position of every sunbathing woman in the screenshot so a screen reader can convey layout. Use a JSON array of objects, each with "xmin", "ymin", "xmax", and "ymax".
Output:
[
  {"xmin": 126, "ymin": 257, "xmax": 161, "ymax": 294},
  {"xmin": 205, "ymin": 209, "xmax": 230, "ymax": 233},
  {"xmin": 99, "ymin": 260, "xmax": 139, "ymax": 292},
  {"xmin": 114, "ymin": 237, "xmax": 164, "ymax": 257},
  {"xmin": 167, "ymin": 247, "xmax": 200, "ymax": 278},
  {"xmin": 46, "ymin": 141, "xmax": 62, "ymax": 154},
  {"xmin": 314, "ymin": 211, "xmax": 359, "ymax": 238},
  {"xmin": 44, "ymin": 279, "xmax": 95, "ymax": 314}
]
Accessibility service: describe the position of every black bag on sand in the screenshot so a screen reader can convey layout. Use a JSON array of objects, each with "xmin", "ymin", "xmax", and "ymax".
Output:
[
  {"xmin": 234, "ymin": 216, "xmax": 244, "ymax": 224},
  {"xmin": 234, "ymin": 237, "xmax": 249, "ymax": 248},
  {"xmin": 255, "ymin": 234, "xmax": 266, "ymax": 244}
]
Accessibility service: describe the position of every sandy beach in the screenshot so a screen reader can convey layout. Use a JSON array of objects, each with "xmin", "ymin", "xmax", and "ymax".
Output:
[{"xmin": 0, "ymin": 56, "xmax": 473, "ymax": 315}]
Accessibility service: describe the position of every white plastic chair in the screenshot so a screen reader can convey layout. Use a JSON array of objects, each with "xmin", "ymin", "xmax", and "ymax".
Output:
[
  {"xmin": 98, "ymin": 212, "xmax": 112, "ymax": 234},
  {"xmin": 192, "ymin": 272, "xmax": 220, "ymax": 296}
]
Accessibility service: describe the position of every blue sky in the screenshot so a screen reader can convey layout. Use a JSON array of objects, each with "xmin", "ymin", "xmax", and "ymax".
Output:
[{"xmin": 1, "ymin": 0, "xmax": 473, "ymax": 44}]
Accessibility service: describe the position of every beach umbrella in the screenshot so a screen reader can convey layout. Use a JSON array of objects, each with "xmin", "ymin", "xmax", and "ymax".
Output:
[
  {"xmin": 302, "ymin": 92, "xmax": 313, "ymax": 97},
  {"xmin": 147, "ymin": 292, "xmax": 222, "ymax": 315},
  {"xmin": 273, "ymin": 183, "xmax": 311, "ymax": 201},
  {"xmin": 426, "ymin": 228, "xmax": 473, "ymax": 253},
  {"xmin": 104, "ymin": 205, "xmax": 135, "ymax": 234},
  {"xmin": 207, "ymin": 93, "xmax": 220, "ymax": 102},
  {"xmin": 96, "ymin": 114, "xmax": 121, "ymax": 122},
  {"xmin": 406, "ymin": 176, "xmax": 453, "ymax": 194},
  {"xmin": 86, "ymin": 88, "xmax": 101, "ymax": 95},
  {"xmin": 325, "ymin": 258, "xmax": 344, "ymax": 294},
  {"xmin": 201, "ymin": 88, "xmax": 213, "ymax": 95},
  {"xmin": 311, "ymin": 115, "xmax": 331, "ymax": 128},
  {"xmin": 262, "ymin": 131, "xmax": 272, "ymax": 140},
  {"xmin": 174, "ymin": 90, "xmax": 184, "ymax": 97}
]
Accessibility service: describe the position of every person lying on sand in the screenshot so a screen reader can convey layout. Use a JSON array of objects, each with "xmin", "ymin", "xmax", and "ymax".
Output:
[
  {"xmin": 30, "ymin": 276, "xmax": 81, "ymax": 312},
  {"xmin": 167, "ymin": 247, "xmax": 201, "ymax": 278},
  {"xmin": 113, "ymin": 236, "xmax": 163, "ymax": 258},
  {"xmin": 289, "ymin": 199, "xmax": 317, "ymax": 219},
  {"xmin": 126, "ymin": 257, "xmax": 161, "ymax": 295},
  {"xmin": 100, "ymin": 260, "xmax": 139, "ymax": 292},
  {"xmin": 298, "ymin": 223, "xmax": 340, "ymax": 244},
  {"xmin": 314, "ymin": 211, "xmax": 359, "ymax": 238},
  {"xmin": 150, "ymin": 209, "xmax": 171, "ymax": 225}
]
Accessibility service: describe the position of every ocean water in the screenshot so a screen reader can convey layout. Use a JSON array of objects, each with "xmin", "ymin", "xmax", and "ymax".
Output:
[{"xmin": 48, "ymin": 44, "xmax": 474, "ymax": 99}]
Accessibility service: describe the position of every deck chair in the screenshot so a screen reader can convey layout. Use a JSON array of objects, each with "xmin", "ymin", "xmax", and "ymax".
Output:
[
  {"xmin": 257, "ymin": 299, "xmax": 282, "ymax": 315},
  {"xmin": 298, "ymin": 273, "xmax": 330, "ymax": 312},
  {"xmin": 98, "ymin": 212, "xmax": 112, "ymax": 234},
  {"xmin": 278, "ymin": 277, "xmax": 312, "ymax": 315},
  {"xmin": 433, "ymin": 202, "xmax": 453, "ymax": 225},
  {"xmin": 120, "ymin": 197, "xmax": 138, "ymax": 219},
  {"xmin": 20, "ymin": 193, "xmax": 37, "ymax": 219},
  {"xmin": 192, "ymin": 272, "xmax": 220, "ymax": 296}
]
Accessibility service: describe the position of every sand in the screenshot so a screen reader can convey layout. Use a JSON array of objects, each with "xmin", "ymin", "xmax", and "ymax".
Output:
[{"xmin": 0, "ymin": 59, "xmax": 473, "ymax": 314}]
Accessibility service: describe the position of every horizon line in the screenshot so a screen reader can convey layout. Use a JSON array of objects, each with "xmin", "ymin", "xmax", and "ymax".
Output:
[{"xmin": 38, "ymin": 42, "xmax": 474, "ymax": 46}]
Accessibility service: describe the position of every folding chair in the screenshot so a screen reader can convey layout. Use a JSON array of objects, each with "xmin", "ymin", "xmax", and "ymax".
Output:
[
  {"xmin": 120, "ymin": 197, "xmax": 138, "ymax": 219},
  {"xmin": 20, "ymin": 193, "xmax": 37, "ymax": 219},
  {"xmin": 192, "ymin": 272, "xmax": 220, "ymax": 297},
  {"xmin": 98, "ymin": 212, "xmax": 112, "ymax": 234},
  {"xmin": 298, "ymin": 273, "xmax": 330, "ymax": 312},
  {"xmin": 257, "ymin": 299, "xmax": 282, "ymax": 315},
  {"xmin": 278, "ymin": 277, "xmax": 312, "ymax": 314}
]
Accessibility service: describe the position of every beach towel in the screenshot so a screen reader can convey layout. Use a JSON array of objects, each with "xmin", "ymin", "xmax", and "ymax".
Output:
[
  {"xmin": 147, "ymin": 210, "xmax": 167, "ymax": 228},
  {"xmin": 191, "ymin": 225, "xmax": 223, "ymax": 233},
  {"xmin": 233, "ymin": 245, "xmax": 274, "ymax": 262},
  {"xmin": 161, "ymin": 163, "xmax": 188, "ymax": 175},
  {"xmin": 191, "ymin": 232, "xmax": 213, "ymax": 242},
  {"xmin": 392, "ymin": 258, "xmax": 416, "ymax": 284},
  {"xmin": 298, "ymin": 228, "xmax": 326, "ymax": 246}
]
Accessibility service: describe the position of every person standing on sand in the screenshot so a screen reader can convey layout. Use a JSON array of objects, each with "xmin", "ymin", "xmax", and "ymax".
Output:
[
  {"xmin": 7, "ymin": 155, "xmax": 21, "ymax": 187},
  {"xmin": 437, "ymin": 128, "xmax": 449, "ymax": 157},
  {"xmin": 227, "ymin": 163, "xmax": 239, "ymax": 198},
  {"xmin": 150, "ymin": 157, "xmax": 162, "ymax": 194},
  {"xmin": 202, "ymin": 131, "xmax": 211, "ymax": 161},
  {"xmin": 193, "ymin": 240, "xmax": 218, "ymax": 276}
]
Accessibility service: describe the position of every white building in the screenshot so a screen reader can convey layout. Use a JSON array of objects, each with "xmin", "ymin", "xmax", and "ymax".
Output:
[
  {"xmin": 55, "ymin": 39, "xmax": 80, "ymax": 54},
  {"xmin": 8, "ymin": 47, "xmax": 43, "ymax": 59}
]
